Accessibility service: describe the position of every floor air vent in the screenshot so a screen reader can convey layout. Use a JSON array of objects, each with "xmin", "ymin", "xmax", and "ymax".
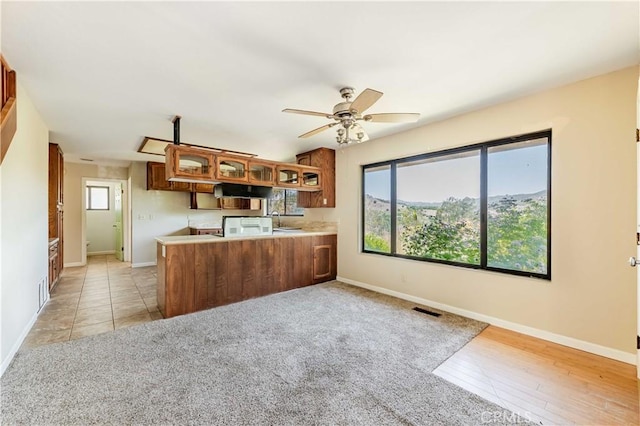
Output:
[{"xmin": 413, "ymin": 307, "xmax": 441, "ymax": 317}]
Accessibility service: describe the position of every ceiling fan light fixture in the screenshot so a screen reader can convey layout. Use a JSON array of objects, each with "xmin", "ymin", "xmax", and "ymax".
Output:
[{"xmin": 283, "ymin": 86, "xmax": 419, "ymax": 146}]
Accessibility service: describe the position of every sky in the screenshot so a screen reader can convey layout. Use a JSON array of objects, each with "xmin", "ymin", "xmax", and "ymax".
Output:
[{"xmin": 365, "ymin": 143, "xmax": 548, "ymax": 203}]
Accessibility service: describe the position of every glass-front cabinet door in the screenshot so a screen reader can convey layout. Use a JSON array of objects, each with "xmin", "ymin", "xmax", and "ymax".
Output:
[
  {"xmin": 216, "ymin": 156, "xmax": 248, "ymax": 182},
  {"xmin": 165, "ymin": 145, "xmax": 215, "ymax": 182},
  {"xmin": 276, "ymin": 165, "xmax": 300, "ymax": 188},
  {"xmin": 248, "ymin": 161, "xmax": 276, "ymax": 185},
  {"xmin": 300, "ymin": 166, "xmax": 322, "ymax": 191}
]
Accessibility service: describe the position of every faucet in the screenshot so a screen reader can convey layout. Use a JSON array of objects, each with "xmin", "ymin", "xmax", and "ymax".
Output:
[{"xmin": 270, "ymin": 211, "xmax": 281, "ymax": 228}]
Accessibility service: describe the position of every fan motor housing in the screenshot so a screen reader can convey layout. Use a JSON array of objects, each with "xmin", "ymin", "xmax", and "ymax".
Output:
[{"xmin": 333, "ymin": 102, "xmax": 354, "ymax": 117}]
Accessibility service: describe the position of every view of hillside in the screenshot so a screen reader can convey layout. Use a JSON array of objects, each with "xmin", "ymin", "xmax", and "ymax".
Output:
[{"xmin": 364, "ymin": 191, "xmax": 547, "ymax": 274}]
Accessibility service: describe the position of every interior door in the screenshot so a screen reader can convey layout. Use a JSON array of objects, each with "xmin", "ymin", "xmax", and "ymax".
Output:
[{"xmin": 114, "ymin": 182, "xmax": 124, "ymax": 261}]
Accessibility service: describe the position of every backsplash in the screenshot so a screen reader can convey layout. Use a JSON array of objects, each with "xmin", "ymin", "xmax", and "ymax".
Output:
[
  {"xmin": 279, "ymin": 218, "xmax": 338, "ymax": 232},
  {"xmin": 188, "ymin": 212, "xmax": 337, "ymax": 233}
]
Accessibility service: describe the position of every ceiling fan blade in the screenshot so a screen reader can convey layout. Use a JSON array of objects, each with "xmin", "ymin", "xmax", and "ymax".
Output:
[
  {"xmin": 349, "ymin": 88, "xmax": 383, "ymax": 114},
  {"xmin": 299, "ymin": 122, "xmax": 338, "ymax": 138},
  {"xmin": 363, "ymin": 113, "xmax": 420, "ymax": 123},
  {"xmin": 352, "ymin": 124, "xmax": 370, "ymax": 142},
  {"xmin": 283, "ymin": 108, "xmax": 332, "ymax": 118}
]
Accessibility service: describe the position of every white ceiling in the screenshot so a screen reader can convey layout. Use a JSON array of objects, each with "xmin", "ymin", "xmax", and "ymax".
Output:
[{"xmin": 2, "ymin": 1, "xmax": 638, "ymax": 165}]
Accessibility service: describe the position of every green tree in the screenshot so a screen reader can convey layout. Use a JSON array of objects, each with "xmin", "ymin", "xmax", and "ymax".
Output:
[
  {"xmin": 401, "ymin": 197, "xmax": 480, "ymax": 263},
  {"xmin": 364, "ymin": 233, "xmax": 390, "ymax": 253},
  {"xmin": 487, "ymin": 196, "xmax": 547, "ymax": 273}
]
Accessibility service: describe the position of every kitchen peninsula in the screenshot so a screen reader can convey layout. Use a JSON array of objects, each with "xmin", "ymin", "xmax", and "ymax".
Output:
[{"xmin": 156, "ymin": 231, "xmax": 337, "ymax": 318}]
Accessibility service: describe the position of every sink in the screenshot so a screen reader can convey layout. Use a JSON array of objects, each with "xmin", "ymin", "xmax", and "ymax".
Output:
[{"xmin": 273, "ymin": 227, "xmax": 304, "ymax": 233}]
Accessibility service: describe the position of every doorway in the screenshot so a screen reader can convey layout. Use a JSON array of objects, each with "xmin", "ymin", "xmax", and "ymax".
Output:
[{"xmin": 82, "ymin": 178, "xmax": 130, "ymax": 264}]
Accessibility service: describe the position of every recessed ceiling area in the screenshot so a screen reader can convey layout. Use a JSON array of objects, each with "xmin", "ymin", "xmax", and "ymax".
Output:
[{"xmin": 2, "ymin": 2, "xmax": 638, "ymax": 164}]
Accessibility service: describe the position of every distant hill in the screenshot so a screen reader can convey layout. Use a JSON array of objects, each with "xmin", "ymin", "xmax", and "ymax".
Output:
[
  {"xmin": 367, "ymin": 189, "xmax": 547, "ymax": 210},
  {"xmin": 488, "ymin": 189, "xmax": 546, "ymax": 205}
]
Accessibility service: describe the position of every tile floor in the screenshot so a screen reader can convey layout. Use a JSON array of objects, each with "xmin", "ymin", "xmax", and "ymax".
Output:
[{"xmin": 21, "ymin": 255, "xmax": 162, "ymax": 349}]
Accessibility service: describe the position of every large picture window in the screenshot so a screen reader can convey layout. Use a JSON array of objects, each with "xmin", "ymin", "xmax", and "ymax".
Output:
[{"xmin": 362, "ymin": 130, "xmax": 551, "ymax": 279}]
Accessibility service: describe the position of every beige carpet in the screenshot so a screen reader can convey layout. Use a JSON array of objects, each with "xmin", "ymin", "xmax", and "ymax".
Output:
[{"xmin": 1, "ymin": 281, "xmax": 523, "ymax": 425}]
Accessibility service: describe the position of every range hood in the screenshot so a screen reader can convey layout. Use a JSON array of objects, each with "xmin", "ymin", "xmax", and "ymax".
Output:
[{"xmin": 214, "ymin": 183, "xmax": 272, "ymax": 199}]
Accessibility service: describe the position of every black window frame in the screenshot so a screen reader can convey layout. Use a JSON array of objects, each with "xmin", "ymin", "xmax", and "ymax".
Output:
[
  {"xmin": 266, "ymin": 188, "xmax": 304, "ymax": 216},
  {"xmin": 361, "ymin": 129, "xmax": 551, "ymax": 280},
  {"xmin": 86, "ymin": 185, "xmax": 110, "ymax": 211}
]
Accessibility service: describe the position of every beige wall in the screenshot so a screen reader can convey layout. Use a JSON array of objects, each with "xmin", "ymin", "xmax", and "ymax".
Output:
[
  {"xmin": 335, "ymin": 67, "xmax": 638, "ymax": 357},
  {"xmin": 1, "ymin": 84, "xmax": 50, "ymax": 373},
  {"xmin": 63, "ymin": 163, "xmax": 128, "ymax": 265}
]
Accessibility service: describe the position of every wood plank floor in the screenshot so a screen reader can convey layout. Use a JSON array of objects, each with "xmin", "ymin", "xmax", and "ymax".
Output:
[{"xmin": 433, "ymin": 326, "xmax": 639, "ymax": 425}]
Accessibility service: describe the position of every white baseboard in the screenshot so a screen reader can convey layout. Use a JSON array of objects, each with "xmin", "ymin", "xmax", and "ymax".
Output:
[
  {"xmin": 337, "ymin": 276, "xmax": 637, "ymax": 365},
  {"xmin": 64, "ymin": 262, "xmax": 85, "ymax": 267},
  {"xmin": 132, "ymin": 261, "xmax": 156, "ymax": 268},
  {"xmin": 87, "ymin": 250, "xmax": 115, "ymax": 256},
  {"xmin": 0, "ymin": 306, "xmax": 41, "ymax": 377}
]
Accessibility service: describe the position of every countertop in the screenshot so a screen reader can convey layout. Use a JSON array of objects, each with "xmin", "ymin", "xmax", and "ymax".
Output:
[
  {"xmin": 48, "ymin": 238, "xmax": 59, "ymax": 246},
  {"xmin": 156, "ymin": 231, "xmax": 336, "ymax": 245}
]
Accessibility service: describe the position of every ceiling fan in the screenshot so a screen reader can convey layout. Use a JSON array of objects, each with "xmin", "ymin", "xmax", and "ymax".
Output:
[{"xmin": 283, "ymin": 87, "xmax": 420, "ymax": 145}]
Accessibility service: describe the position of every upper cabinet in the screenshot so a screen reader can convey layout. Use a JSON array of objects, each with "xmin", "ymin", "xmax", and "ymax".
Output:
[
  {"xmin": 1, "ymin": 55, "xmax": 17, "ymax": 165},
  {"xmin": 147, "ymin": 162, "xmax": 173, "ymax": 191},
  {"xmin": 165, "ymin": 145, "xmax": 215, "ymax": 183},
  {"xmin": 296, "ymin": 148, "xmax": 335, "ymax": 208},
  {"xmin": 248, "ymin": 160, "xmax": 276, "ymax": 186},
  {"xmin": 153, "ymin": 145, "xmax": 335, "ymax": 205},
  {"xmin": 215, "ymin": 156, "xmax": 248, "ymax": 182},
  {"xmin": 300, "ymin": 166, "xmax": 322, "ymax": 191},
  {"xmin": 276, "ymin": 165, "xmax": 300, "ymax": 188},
  {"xmin": 147, "ymin": 162, "xmax": 211, "ymax": 192}
]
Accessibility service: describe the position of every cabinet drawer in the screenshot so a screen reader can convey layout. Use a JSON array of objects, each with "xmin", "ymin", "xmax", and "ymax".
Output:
[{"xmin": 49, "ymin": 243, "xmax": 59, "ymax": 258}]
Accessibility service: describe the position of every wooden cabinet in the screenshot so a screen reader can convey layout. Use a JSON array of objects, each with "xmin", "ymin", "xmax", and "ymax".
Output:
[
  {"xmin": 157, "ymin": 243, "xmax": 196, "ymax": 318},
  {"xmin": 192, "ymin": 183, "xmax": 214, "ymax": 193},
  {"xmin": 276, "ymin": 165, "xmax": 301, "ymax": 188},
  {"xmin": 157, "ymin": 233, "xmax": 337, "ymax": 318},
  {"xmin": 297, "ymin": 148, "xmax": 335, "ymax": 208},
  {"xmin": 148, "ymin": 162, "xmax": 212, "ymax": 192},
  {"xmin": 165, "ymin": 144, "xmax": 216, "ymax": 183},
  {"xmin": 216, "ymin": 155, "xmax": 248, "ymax": 182},
  {"xmin": 1, "ymin": 56, "xmax": 17, "ymax": 165},
  {"xmin": 48, "ymin": 239, "xmax": 60, "ymax": 290},
  {"xmin": 147, "ymin": 148, "xmax": 333, "ymax": 204},
  {"xmin": 300, "ymin": 166, "xmax": 322, "ymax": 191},
  {"xmin": 248, "ymin": 160, "xmax": 276, "ymax": 185},
  {"xmin": 48, "ymin": 143, "xmax": 64, "ymax": 282},
  {"xmin": 148, "ymin": 162, "xmax": 177, "ymax": 191},
  {"xmin": 312, "ymin": 234, "xmax": 337, "ymax": 284}
]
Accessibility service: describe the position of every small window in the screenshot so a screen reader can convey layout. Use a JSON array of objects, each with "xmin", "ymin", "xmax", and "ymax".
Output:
[
  {"xmin": 267, "ymin": 188, "xmax": 304, "ymax": 216},
  {"xmin": 86, "ymin": 186, "xmax": 109, "ymax": 210}
]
